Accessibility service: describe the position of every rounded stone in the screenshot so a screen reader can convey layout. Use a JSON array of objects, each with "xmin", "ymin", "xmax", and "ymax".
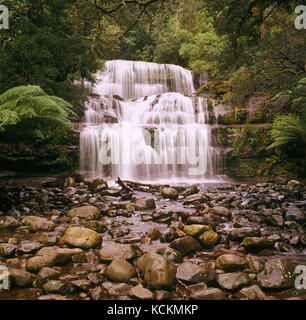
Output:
[{"xmin": 63, "ymin": 226, "xmax": 102, "ymax": 249}]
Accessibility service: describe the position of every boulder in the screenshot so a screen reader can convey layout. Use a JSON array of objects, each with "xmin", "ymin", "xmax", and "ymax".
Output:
[
  {"xmin": 169, "ymin": 236, "xmax": 202, "ymax": 256},
  {"xmin": 176, "ymin": 262, "xmax": 215, "ymax": 284},
  {"xmin": 161, "ymin": 188, "xmax": 179, "ymax": 200},
  {"xmin": 135, "ymin": 252, "xmax": 176, "ymax": 289},
  {"xmin": 22, "ymin": 216, "xmax": 55, "ymax": 232},
  {"xmin": 18, "ymin": 241, "xmax": 44, "ymax": 254},
  {"xmin": 215, "ymin": 254, "xmax": 246, "ymax": 272},
  {"xmin": 0, "ymin": 243, "xmax": 17, "ymax": 257},
  {"xmin": 105, "ymin": 258, "xmax": 136, "ymax": 282},
  {"xmin": 70, "ymin": 279, "xmax": 92, "ymax": 292},
  {"xmin": 217, "ymin": 272, "xmax": 250, "ymax": 290},
  {"xmin": 84, "ymin": 221, "xmax": 108, "ymax": 233},
  {"xmin": 42, "ymin": 280, "xmax": 75, "ymax": 294},
  {"xmin": 183, "ymin": 193, "xmax": 203, "ymax": 204},
  {"xmin": 37, "ymin": 267, "xmax": 60, "ymax": 285},
  {"xmin": 67, "ymin": 206, "xmax": 100, "ymax": 220},
  {"xmin": 183, "ymin": 224, "xmax": 210, "ymax": 237},
  {"xmin": 90, "ymin": 287, "xmax": 107, "ymax": 300},
  {"xmin": 126, "ymin": 198, "xmax": 156, "ymax": 211},
  {"xmin": 86, "ymin": 178, "xmax": 108, "ymax": 192},
  {"xmin": 25, "ymin": 246, "xmax": 77, "ymax": 272},
  {"xmin": 99, "ymin": 244, "xmax": 137, "ymax": 262},
  {"xmin": 285, "ymin": 206, "xmax": 304, "ymax": 223},
  {"xmin": 0, "ymin": 216, "xmax": 20, "ymax": 230},
  {"xmin": 230, "ymin": 227, "xmax": 260, "ymax": 240},
  {"xmin": 237, "ymin": 285, "xmax": 266, "ymax": 300},
  {"xmin": 9, "ymin": 268, "xmax": 34, "ymax": 287},
  {"xmin": 212, "ymin": 206, "xmax": 231, "ymax": 218},
  {"xmin": 242, "ymin": 237, "xmax": 275, "ymax": 251},
  {"xmin": 257, "ymin": 258, "xmax": 296, "ymax": 289},
  {"xmin": 129, "ymin": 284, "xmax": 154, "ymax": 299},
  {"xmin": 190, "ymin": 288, "xmax": 226, "ymax": 300},
  {"xmin": 102, "ymin": 282, "xmax": 132, "ymax": 297},
  {"xmin": 63, "ymin": 227, "xmax": 102, "ymax": 249},
  {"xmin": 198, "ymin": 230, "xmax": 218, "ymax": 248},
  {"xmin": 155, "ymin": 247, "xmax": 183, "ymax": 263}
]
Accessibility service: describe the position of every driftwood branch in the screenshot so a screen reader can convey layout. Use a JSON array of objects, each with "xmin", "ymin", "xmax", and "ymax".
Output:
[{"xmin": 116, "ymin": 177, "xmax": 133, "ymax": 193}]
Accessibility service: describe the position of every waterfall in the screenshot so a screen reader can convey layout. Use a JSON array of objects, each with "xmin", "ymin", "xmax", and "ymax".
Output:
[{"xmin": 80, "ymin": 60, "xmax": 220, "ymax": 181}]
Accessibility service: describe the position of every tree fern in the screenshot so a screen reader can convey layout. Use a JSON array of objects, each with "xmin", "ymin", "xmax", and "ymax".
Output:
[
  {"xmin": 0, "ymin": 85, "xmax": 76, "ymax": 134},
  {"xmin": 268, "ymin": 112, "xmax": 306, "ymax": 154}
]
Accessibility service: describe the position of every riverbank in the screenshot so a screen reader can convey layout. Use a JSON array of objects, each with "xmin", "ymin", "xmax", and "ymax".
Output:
[{"xmin": 0, "ymin": 175, "xmax": 305, "ymax": 300}]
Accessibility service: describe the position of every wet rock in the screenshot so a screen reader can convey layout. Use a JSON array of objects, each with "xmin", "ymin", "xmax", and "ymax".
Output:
[
  {"xmin": 186, "ymin": 215, "xmax": 214, "ymax": 226},
  {"xmin": 18, "ymin": 241, "xmax": 44, "ymax": 254},
  {"xmin": 38, "ymin": 294, "xmax": 69, "ymax": 300},
  {"xmin": 270, "ymin": 215, "xmax": 284, "ymax": 227},
  {"xmin": 257, "ymin": 258, "xmax": 296, "ymax": 289},
  {"xmin": 215, "ymin": 254, "xmax": 246, "ymax": 272},
  {"xmin": 129, "ymin": 284, "xmax": 154, "ymax": 299},
  {"xmin": 102, "ymin": 282, "xmax": 132, "ymax": 297},
  {"xmin": 63, "ymin": 227, "xmax": 102, "ymax": 249},
  {"xmin": 126, "ymin": 198, "xmax": 156, "ymax": 211},
  {"xmin": 161, "ymin": 188, "xmax": 179, "ymax": 200},
  {"xmin": 135, "ymin": 252, "xmax": 176, "ymax": 289},
  {"xmin": 9, "ymin": 268, "xmax": 34, "ymax": 287},
  {"xmin": 154, "ymin": 290, "xmax": 172, "ymax": 300},
  {"xmin": 183, "ymin": 224, "xmax": 210, "ymax": 237},
  {"xmin": 146, "ymin": 228, "xmax": 161, "ymax": 240},
  {"xmin": 86, "ymin": 178, "xmax": 108, "ymax": 193},
  {"xmin": 36, "ymin": 233, "xmax": 58, "ymax": 246},
  {"xmin": 183, "ymin": 193, "xmax": 204, "ymax": 204},
  {"xmin": 217, "ymin": 272, "xmax": 250, "ymax": 290},
  {"xmin": 89, "ymin": 287, "xmax": 107, "ymax": 300},
  {"xmin": 169, "ymin": 236, "xmax": 202, "ymax": 256},
  {"xmin": 37, "ymin": 267, "xmax": 60, "ymax": 285},
  {"xmin": 181, "ymin": 185, "xmax": 199, "ymax": 197},
  {"xmin": 246, "ymin": 255, "xmax": 262, "ymax": 273},
  {"xmin": 230, "ymin": 227, "xmax": 260, "ymax": 240},
  {"xmin": 0, "ymin": 243, "xmax": 17, "ymax": 257},
  {"xmin": 64, "ymin": 187, "xmax": 77, "ymax": 195},
  {"xmin": 156, "ymin": 247, "xmax": 183, "ymax": 263},
  {"xmin": 236, "ymin": 285, "xmax": 266, "ymax": 300},
  {"xmin": 42, "ymin": 280, "xmax": 76, "ymax": 294},
  {"xmin": 176, "ymin": 262, "xmax": 215, "ymax": 284},
  {"xmin": 198, "ymin": 230, "xmax": 218, "ymax": 248},
  {"xmin": 211, "ymin": 206, "xmax": 231, "ymax": 218},
  {"xmin": 152, "ymin": 210, "xmax": 172, "ymax": 222},
  {"xmin": 22, "ymin": 216, "xmax": 55, "ymax": 232},
  {"xmin": 25, "ymin": 246, "xmax": 74, "ymax": 272},
  {"xmin": 70, "ymin": 279, "xmax": 92, "ymax": 292},
  {"xmin": 242, "ymin": 237, "xmax": 275, "ymax": 251},
  {"xmin": 105, "ymin": 258, "xmax": 136, "ymax": 282},
  {"xmin": 84, "ymin": 221, "xmax": 108, "ymax": 233},
  {"xmin": 67, "ymin": 206, "xmax": 100, "ymax": 220},
  {"xmin": 160, "ymin": 227, "xmax": 178, "ymax": 243},
  {"xmin": 99, "ymin": 244, "xmax": 137, "ymax": 262},
  {"xmin": 0, "ymin": 216, "xmax": 20, "ymax": 230},
  {"xmin": 285, "ymin": 206, "xmax": 304, "ymax": 223},
  {"xmin": 190, "ymin": 287, "xmax": 226, "ymax": 300}
]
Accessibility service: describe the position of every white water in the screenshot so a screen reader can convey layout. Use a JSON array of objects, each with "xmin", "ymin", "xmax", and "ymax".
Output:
[{"xmin": 80, "ymin": 60, "xmax": 222, "ymax": 181}]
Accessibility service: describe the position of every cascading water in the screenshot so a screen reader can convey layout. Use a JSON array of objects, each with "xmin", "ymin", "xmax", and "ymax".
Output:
[{"xmin": 80, "ymin": 60, "xmax": 221, "ymax": 182}]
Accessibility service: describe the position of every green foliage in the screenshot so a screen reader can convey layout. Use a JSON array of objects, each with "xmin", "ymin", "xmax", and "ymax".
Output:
[
  {"xmin": 235, "ymin": 107, "xmax": 247, "ymax": 124},
  {"xmin": 268, "ymin": 112, "xmax": 306, "ymax": 155},
  {"xmin": 0, "ymin": 85, "xmax": 75, "ymax": 139}
]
